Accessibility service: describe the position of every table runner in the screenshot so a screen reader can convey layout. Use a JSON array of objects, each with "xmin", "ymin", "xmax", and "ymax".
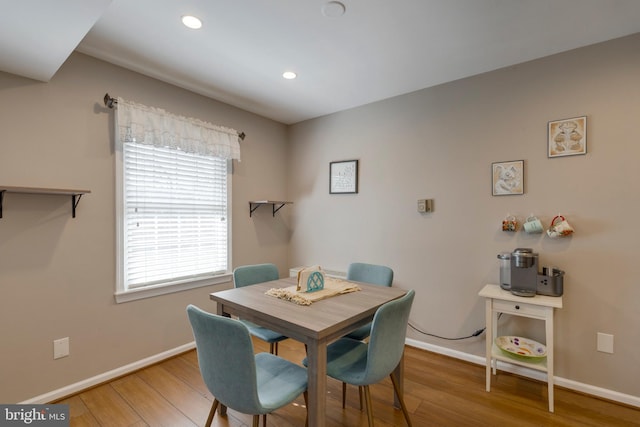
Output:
[{"xmin": 266, "ymin": 277, "xmax": 360, "ymax": 305}]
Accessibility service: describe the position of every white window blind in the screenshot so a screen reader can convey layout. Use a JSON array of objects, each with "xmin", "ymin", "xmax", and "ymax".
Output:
[{"xmin": 123, "ymin": 143, "xmax": 228, "ymax": 288}]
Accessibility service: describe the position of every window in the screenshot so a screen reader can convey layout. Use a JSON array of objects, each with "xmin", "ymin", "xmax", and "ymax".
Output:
[{"xmin": 114, "ymin": 98, "xmax": 240, "ymax": 302}]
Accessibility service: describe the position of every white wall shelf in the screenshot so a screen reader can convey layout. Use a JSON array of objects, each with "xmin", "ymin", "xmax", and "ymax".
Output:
[
  {"xmin": 0, "ymin": 186, "xmax": 91, "ymax": 218},
  {"xmin": 249, "ymin": 200, "xmax": 292, "ymax": 217}
]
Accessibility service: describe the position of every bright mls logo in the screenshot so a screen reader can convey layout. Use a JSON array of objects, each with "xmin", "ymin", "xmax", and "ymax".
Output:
[{"xmin": 1, "ymin": 405, "xmax": 68, "ymax": 426}]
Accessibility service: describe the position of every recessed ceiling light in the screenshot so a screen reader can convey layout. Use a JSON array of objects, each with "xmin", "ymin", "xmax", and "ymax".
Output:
[
  {"xmin": 181, "ymin": 15, "xmax": 202, "ymax": 29},
  {"xmin": 282, "ymin": 71, "xmax": 297, "ymax": 80}
]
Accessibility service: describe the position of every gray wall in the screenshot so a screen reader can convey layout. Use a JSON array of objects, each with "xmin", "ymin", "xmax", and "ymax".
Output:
[
  {"xmin": 0, "ymin": 53, "xmax": 290, "ymax": 403},
  {"xmin": 2, "ymin": 33, "xmax": 639, "ymax": 404},
  {"xmin": 288, "ymin": 33, "xmax": 640, "ymax": 397}
]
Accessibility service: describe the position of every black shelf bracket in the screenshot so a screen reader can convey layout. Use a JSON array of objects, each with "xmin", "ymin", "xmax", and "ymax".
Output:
[
  {"xmin": 249, "ymin": 201, "xmax": 293, "ymax": 217},
  {"xmin": 72, "ymin": 194, "xmax": 83, "ymax": 218}
]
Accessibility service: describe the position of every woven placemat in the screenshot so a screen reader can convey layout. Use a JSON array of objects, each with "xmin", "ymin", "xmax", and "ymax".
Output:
[{"xmin": 265, "ymin": 277, "xmax": 360, "ymax": 305}]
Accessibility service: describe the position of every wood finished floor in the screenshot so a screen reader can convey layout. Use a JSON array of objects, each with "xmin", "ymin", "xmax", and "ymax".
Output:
[{"xmin": 57, "ymin": 338, "xmax": 640, "ymax": 426}]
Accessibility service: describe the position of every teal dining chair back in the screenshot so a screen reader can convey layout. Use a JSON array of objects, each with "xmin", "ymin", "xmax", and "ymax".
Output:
[
  {"xmin": 344, "ymin": 262, "xmax": 394, "ymax": 341},
  {"xmin": 347, "ymin": 262, "xmax": 394, "ymax": 287},
  {"xmin": 186, "ymin": 305, "xmax": 308, "ymax": 427},
  {"xmin": 233, "ymin": 263, "xmax": 288, "ymax": 355},
  {"xmin": 317, "ymin": 289, "xmax": 415, "ymax": 427}
]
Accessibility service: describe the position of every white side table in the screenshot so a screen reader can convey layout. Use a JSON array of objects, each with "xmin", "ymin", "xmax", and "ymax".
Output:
[{"xmin": 478, "ymin": 284, "xmax": 563, "ymax": 412}]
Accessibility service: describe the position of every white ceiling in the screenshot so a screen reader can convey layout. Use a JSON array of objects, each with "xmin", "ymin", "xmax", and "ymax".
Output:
[{"xmin": 2, "ymin": 1, "xmax": 640, "ymax": 124}]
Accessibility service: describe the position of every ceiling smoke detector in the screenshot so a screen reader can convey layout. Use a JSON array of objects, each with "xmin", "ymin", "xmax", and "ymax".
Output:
[{"xmin": 322, "ymin": 1, "xmax": 346, "ymax": 18}]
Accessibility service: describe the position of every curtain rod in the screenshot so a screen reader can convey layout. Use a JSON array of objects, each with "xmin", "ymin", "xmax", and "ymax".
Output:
[{"xmin": 103, "ymin": 93, "xmax": 246, "ymax": 141}]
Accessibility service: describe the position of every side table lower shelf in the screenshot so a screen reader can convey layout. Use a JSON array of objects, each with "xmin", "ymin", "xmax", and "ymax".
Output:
[{"xmin": 491, "ymin": 343, "xmax": 548, "ymax": 372}]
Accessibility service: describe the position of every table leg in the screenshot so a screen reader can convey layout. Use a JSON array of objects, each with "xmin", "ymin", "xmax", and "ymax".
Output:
[
  {"xmin": 215, "ymin": 302, "xmax": 228, "ymax": 416},
  {"xmin": 306, "ymin": 339, "xmax": 327, "ymax": 427},
  {"xmin": 546, "ymin": 314, "xmax": 555, "ymax": 412},
  {"xmin": 485, "ymin": 298, "xmax": 493, "ymax": 391}
]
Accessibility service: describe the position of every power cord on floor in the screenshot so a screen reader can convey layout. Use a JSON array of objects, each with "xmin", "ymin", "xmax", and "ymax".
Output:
[
  {"xmin": 408, "ymin": 313, "xmax": 501, "ymax": 341},
  {"xmin": 408, "ymin": 322, "xmax": 485, "ymax": 340}
]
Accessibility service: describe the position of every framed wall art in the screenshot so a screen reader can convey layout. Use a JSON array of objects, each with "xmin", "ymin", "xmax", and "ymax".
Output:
[
  {"xmin": 492, "ymin": 160, "xmax": 524, "ymax": 196},
  {"xmin": 330, "ymin": 160, "xmax": 358, "ymax": 194},
  {"xmin": 548, "ymin": 116, "xmax": 587, "ymax": 158}
]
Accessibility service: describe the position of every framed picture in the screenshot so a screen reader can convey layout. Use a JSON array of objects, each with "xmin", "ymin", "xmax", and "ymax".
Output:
[
  {"xmin": 492, "ymin": 160, "xmax": 524, "ymax": 196},
  {"xmin": 548, "ymin": 116, "xmax": 587, "ymax": 157},
  {"xmin": 330, "ymin": 160, "xmax": 358, "ymax": 194}
]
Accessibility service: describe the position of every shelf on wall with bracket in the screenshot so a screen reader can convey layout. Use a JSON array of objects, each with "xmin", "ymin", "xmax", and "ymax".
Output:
[
  {"xmin": 249, "ymin": 200, "xmax": 293, "ymax": 217},
  {"xmin": 0, "ymin": 186, "xmax": 91, "ymax": 219}
]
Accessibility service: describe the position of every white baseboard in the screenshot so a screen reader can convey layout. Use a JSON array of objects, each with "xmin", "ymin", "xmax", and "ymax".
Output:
[
  {"xmin": 21, "ymin": 336, "xmax": 639, "ymax": 409},
  {"xmin": 21, "ymin": 342, "xmax": 196, "ymax": 404},
  {"xmin": 405, "ymin": 338, "xmax": 640, "ymax": 408}
]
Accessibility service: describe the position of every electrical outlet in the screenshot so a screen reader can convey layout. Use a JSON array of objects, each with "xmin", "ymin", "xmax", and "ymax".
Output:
[
  {"xmin": 53, "ymin": 337, "xmax": 70, "ymax": 359},
  {"xmin": 597, "ymin": 332, "xmax": 614, "ymax": 354}
]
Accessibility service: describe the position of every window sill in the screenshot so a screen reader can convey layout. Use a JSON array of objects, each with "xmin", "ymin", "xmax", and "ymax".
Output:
[{"xmin": 115, "ymin": 273, "xmax": 232, "ymax": 303}]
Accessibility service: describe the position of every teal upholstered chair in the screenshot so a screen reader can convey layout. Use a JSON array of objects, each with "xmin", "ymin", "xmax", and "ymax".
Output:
[
  {"xmin": 233, "ymin": 263, "xmax": 288, "ymax": 355},
  {"xmin": 187, "ymin": 305, "xmax": 308, "ymax": 427},
  {"xmin": 344, "ymin": 263, "xmax": 394, "ymax": 341},
  {"xmin": 305, "ymin": 289, "xmax": 415, "ymax": 427}
]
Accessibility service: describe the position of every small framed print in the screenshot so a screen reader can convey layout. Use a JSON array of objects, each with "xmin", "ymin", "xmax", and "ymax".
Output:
[
  {"xmin": 330, "ymin": 160, "xmax": 358, "ymax": 194},
  {"xmin": 492, "ymin": 160, "xmax": 524, "ymax": 196},
  {"xmin": 548, "ymin": 116, "xmax": 587, "ymax": 158}
]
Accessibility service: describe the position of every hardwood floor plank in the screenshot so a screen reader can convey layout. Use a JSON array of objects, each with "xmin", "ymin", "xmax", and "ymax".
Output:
[
  {"xmin": 159, "ymin": 355, "xmax": 211, "ymax": 399},
  {"xmin": 111, "ymin": 374, "xmax": 197, "ymax": 426},
  {"xmin": 135, "ymin": 364, "xmax": 214, "ymax": 426},
  {"xmin": 71, "ymin": 383, "xmax": 146, "ymax": 427},
  {"xmin": 59, "ymin": 395, "xmax": 101, "ymax": 427},
  {"xmin": 58, "ymin": 339, "xmax": 639, "ymax": 426}
]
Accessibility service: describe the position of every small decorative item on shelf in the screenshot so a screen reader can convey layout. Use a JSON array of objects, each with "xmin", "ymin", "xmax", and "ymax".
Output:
[
  {"xmin": 547, "ymin": 215, "xmax": 574, "ymax": 238},
  {"xmin": 502, "ymin": 215, "xmax": 518, "ymax": 232},
  {"xmin": 296, "ymin": 265, "xmax": 325, "ymax": 293}
]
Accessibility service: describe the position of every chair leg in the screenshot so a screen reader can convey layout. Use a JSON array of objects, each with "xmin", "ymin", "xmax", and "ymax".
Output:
[
  {"xmin": 262, "ymin": 414, "xmax": 267, "ymax": 427},
  {"xmin": 342, "ymin": 382, "xmax": 347, "ymax": 408},
  {"xmin": 269, "ymin": 342, "xmax": 275, "ymax": 354},
  {"xmin": 389, "ymin": 373, "xmax": 413, "ymax": 427},
  {"xmin": 363, "ymin": 385, "xmax": 375, "ymax": 427},
  {"xmin": 342, "ymin": 383, "xmax": 365, "ymax": 410},
  {"xmin": 205, "ymin": 399, "xmax": 219, "ymax": 427},
  {"xmin": 304, "ymin": 390, "xmax": 309, "ymax": 427},
  {"xmin": 252, "ymin": 414, "xmax": 260, "ymax": 427}
]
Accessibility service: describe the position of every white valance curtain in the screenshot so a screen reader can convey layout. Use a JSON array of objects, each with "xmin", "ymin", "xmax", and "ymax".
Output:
[{"xmin": 116, "ymin": 97, "xmax": 241, "ymax": 160}]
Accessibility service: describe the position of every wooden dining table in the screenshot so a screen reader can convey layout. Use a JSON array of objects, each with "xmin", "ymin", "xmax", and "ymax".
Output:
[{"xmin": 209, "ymin": 276, "xmax": 408, "ymax": 427}]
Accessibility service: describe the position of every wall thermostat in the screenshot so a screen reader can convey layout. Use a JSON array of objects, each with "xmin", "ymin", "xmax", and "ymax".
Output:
[{"xmin": 417, "ymin": 199, "xmax": 433, "ymax": 213}]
